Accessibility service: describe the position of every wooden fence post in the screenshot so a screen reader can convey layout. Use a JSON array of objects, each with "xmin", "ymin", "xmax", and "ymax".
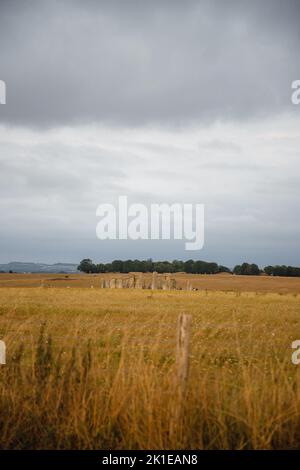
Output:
[
  {"xmin": 0, "ymin": 340, "xmax": 6, "ymax": 365},
  {"xmin": 186, "ymin": 280, "xmax": 192, "ymax": 291},
  {"xmin": 170, "ymin": 313, "xmax": 192, "ymax": 444},
  {"xmin": 176, "ymin": 314, "xmax": 192, "ymax": 385}
]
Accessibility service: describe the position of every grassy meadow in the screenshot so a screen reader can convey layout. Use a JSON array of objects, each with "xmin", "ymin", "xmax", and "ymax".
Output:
[{"xmin": 0, "ymin": 276, "xmax": 300, "ymax": 449}]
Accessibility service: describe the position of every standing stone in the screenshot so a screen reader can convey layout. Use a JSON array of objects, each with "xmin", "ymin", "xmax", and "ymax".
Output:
[
  {"xmin": 170, "ymin": 278, "xmax": 177, "ymax": 290},
  {"xmin": 165, "ymin": 276, "xmax": 171, "ymax": 290},
  {"xmin": 109, "ymin": 278, "xmax": 116, "ymax": 289},
  {"xmin": 128, "ymin": 277, "xmax": 135, "ymax": 289},
  {"xmin": 135, "ymin": 274, "xmax": 143, "ymax": 289},
  {"xmin": 151, "ymin": 271, "xmax": 158, "ymax": 290},
  {"xmin": 116, "ymin": 278, "xmax": 123, "ymax": 289},
  {"xmin": 100, "ymin": 279, "xmax": 105, "ymax": 288},
  {"xmin": 186, "ymin": 280, "xmax": 192, "ymax": 291}
]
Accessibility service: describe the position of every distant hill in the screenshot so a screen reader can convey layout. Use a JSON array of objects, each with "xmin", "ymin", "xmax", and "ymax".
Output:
[{"xmin": 0, "ymin": 262, "xmax": 79, "ymax": 274}]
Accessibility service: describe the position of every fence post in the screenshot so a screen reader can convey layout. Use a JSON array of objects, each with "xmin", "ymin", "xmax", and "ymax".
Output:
[
  {"xmin": 170, "ymin": 313, "xmax": 192, "ymax": 444},
  {"xmin": 186, "ymin": 280, "xmax": 192, "ymax": 291},
  {"xmin": 0, "ymin": 340, "xmax": 6, "ymax": 365},
  {"xmin": 176, "ymin": 314, "xmax": 192, "ymax": 385}
]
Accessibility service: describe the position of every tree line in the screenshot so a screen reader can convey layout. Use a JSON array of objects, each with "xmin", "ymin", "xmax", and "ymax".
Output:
[
  {"xmin": 78, "ymin": 258, "xmax": 231, "ymax": 274},
  {"xmin": 263, "ymin": 265, "xmax": 300, "ymax": 277},
  {"xmin": 78, "ymin": 259, "xmax": 300, "ymax": 277},
  {"xmin": 233, "ymin": 263, "xmax": 300, "ymax": 277}
]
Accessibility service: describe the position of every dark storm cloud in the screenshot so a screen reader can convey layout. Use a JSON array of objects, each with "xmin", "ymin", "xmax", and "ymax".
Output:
[
  {"xmin": 1, "ymin": 0, "xmax": 300, "ymax": 267},
  {"xmin": 0, "ymin": 0, "xmax": 299, "ymax": 127}
]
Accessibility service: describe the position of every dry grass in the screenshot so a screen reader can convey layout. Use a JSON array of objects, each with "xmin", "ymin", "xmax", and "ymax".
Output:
[
  {"xmin": 1, "ymin": 287, "xmax": 300, "ymax": 449},
  {"xmin": 1, "ymin": 272, "xmax": 300, "ymax": 293}
]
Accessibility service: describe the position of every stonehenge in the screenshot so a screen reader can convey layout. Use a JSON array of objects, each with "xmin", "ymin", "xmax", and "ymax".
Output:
[{"xmin": 99, "ymin": 272, "xmax": 188, "ymax": 291}]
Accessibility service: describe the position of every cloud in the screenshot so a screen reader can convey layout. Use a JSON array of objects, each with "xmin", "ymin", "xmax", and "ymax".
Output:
[
  {"xmin": 0, "ymin": 114, "xmax": 300, "ymax": 265},
  {"xmin": 0, "ymin": 0, "xmax": 299, "ymax": 127},
  {"xmin": 0, "ymin": 1, "xmax": 300, "ymax": 266}
]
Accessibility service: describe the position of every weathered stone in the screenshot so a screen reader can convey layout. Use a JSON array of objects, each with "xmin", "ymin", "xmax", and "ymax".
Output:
[
  {"xmin": 151, "ymin": 271, "xmax": 158, "ymax": 290},
  {"xmin": 128, "ymin": 277, "xmax": 135, "ymax": 289},
  {"xmin": 135, "ymin": 274, "xmax": 143, "ymax": 289}
]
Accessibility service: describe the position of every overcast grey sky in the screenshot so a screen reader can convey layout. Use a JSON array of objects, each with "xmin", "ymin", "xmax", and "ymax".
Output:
[{"xmin": 0, "ymin": 0, "xmax": 299, "ymax": 266}]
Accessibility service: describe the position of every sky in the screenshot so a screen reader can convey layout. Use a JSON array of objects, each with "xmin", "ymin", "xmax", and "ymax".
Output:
[{"xmin": 0, "ymin": 0, "xmax": 299, "ymax": 267}]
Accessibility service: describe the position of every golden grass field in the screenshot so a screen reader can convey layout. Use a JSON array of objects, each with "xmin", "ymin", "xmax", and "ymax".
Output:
[
  {"xmin": 1, "ymin": 273, "xmax": 300, "ymax": 449},
  {"xmin": 1, "ymin": 272, "xmax": 300, "ymax": 293}
]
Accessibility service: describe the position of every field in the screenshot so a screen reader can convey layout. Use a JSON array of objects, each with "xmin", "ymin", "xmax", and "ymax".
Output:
[
  {"xmin": 1, "ymin": 272, "xmax": 300, "ymax": 293},
  {"xmin": 1, "ymin": 274, "xmax": 300, "ymax": 449}
]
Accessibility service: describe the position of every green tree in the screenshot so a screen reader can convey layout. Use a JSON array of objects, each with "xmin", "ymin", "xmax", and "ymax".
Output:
[
  {"xmin": 77, "ymin": 259, "xmax": 95, "ymax": 273},
  {"xmin": 233, "ymin": 265, "xmax": 242, "ymax": 275}
]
